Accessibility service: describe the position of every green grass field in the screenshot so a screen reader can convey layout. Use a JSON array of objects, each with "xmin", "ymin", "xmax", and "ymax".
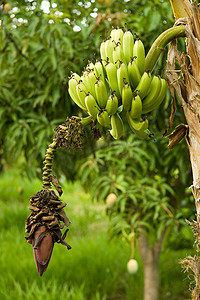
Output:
[{"xmin": 0, "ymin": 166, "xmax": 194, "ymax": 300}]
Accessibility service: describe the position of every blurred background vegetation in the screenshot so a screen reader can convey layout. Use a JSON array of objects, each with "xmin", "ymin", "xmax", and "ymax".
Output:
[{"xmin": 0, "ymin": 0, "xmax": 196, "ymax": 299}]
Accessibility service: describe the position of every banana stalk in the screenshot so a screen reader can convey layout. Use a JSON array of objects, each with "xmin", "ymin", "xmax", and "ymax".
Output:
[{"xmin": 145, "ymin": 25, "xmax": 186, "ymax": 72}]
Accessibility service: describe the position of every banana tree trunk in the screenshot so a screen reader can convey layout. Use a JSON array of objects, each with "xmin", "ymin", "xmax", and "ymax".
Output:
[
  {"xmin": 166, "ymin": 3, "xmax": 200, "ymax": 299},
  {"xmin": 138, "ymin": 230, "xmax": 166, "ymax": 300}
]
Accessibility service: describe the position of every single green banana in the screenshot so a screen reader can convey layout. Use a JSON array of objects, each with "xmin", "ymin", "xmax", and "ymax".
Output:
[
  {"xmin": 81, "ymin": 115, "xmax": 94, "ymax": 126},
  {"xmin": 94, "ymin": 60, "xmax": 106, "ymax": 84},
  {"xmin": 85, "ymin": 93, "xmax": 100, "ymax": 119},
  {"xmin": 130, "ymin": 94, "xmax": 142, "ymax": 119},
  {"xmin": 105, "ymin": 93, "xmax": 119, "ymax": 115},
  {"xmin": 110, "ymin": 113, "xmax": 124, "ymax": 140},
  {"xmin": 110, "ymin": 28, "xmax": 117, "ymax": 41},
  {"xmin": 81, "ymin": 70, "xmax": 96, "ymax": 97},
  {"xmin": 135, "ymin": 72, "xmax": 152, "ymax": 99},
  {"xmin": 86, "ymin": 61, "xmax": 95, "ymax": 71},
  {"xmin": 122, "ymin": 82, "xmax": 133, "ymax": 111},
  {"xmin": 133, "ymin": 39, "xmax": 145, "ymax": 75},
  {"xmin": 100, "ymin": 41, "xmax": 107, "ymax": 66},
  {"xmin": 142, "ymin": 75, "xmax": 161, "ymax": 111},
  {"xmin": 70, "ymin": 72, "xmax": 81, "ymax": 82},
  {"xmin": 113, "ymin": 43, "xmax": 126, "ymax": 67},
  {"xmin": 97, "ymin": 110, "xmax": 111, "ymax": 127},
  {"xmin": 142, "ymin": 78, "xmax": 167, "ymax": 114},
  {"xmin": 105, "ymin": 38, "xmax": 115, "ymax": 64},
  {"xmin": 126, "ymin": 112, "xmax": 148, "ymax": 131},
  {"xmin": 95, "ymin": 79, "xmax": 108, "ymax": 108},
  {"xmin": 128, "ymin": 58, "xmax": 141, "ymax": 89},
  {"xmin": 113, "ymin": 28, "xmax": 124, "ymax": 46},
  {"xmin": 76, "ymin": 80, "xmax": 88, "ymax": 108},
  {"xmin": 117, "ymin": 61, "xmax": 130, "ymax": 96},
  {"xmin": 105, "ymin": 62, "xmax": 121, "ymax": 98},
  {"xmin": 123, "ymin": 30, "xmax": 134, "ymax": 64}
]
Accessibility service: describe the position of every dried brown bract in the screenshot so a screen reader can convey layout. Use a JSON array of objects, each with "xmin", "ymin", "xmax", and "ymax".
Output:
[
  {"xmin": 166, "ymin": 124, "xmax": 188, "ymax": 149},
  {"xmin": 25, "ymin": 189, "xmax": 71, "ymax": 276}
]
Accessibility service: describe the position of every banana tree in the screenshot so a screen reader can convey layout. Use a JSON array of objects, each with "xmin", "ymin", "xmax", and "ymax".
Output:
[
  {"xmin": 23, "ymin": 0, "xmax": 200, "ymax": 299},
  {"xmin": 165, "ymin": 1, "xmax": 200, "ymax": 299}
]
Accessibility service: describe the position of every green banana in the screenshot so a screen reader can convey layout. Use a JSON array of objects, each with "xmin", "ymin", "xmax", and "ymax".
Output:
[
  {"xmin": 85, "ymin": 93, "xmax": 100, "ymax": 119},
  {"xmin": 81, "ymin": 115, "xmax": 94, "ymax": 126},
  {"xmin": 110, "ymin": 113, "xmax": 124, "ymax": 140},
  {"xmin": 110, "ymin": 28, "xmax": 117, "ymax": 41},
  {"xmin": 94, "ymin": 60, "xmax": 106, "ymax": 84},
  {"xmin": 105, "ymin": 38, "xmax": 115, "ymax": 64},
  {"xmin": 97, "ymin": 110, "xmax": 111, "ymax": 127},
  {"xmin": 142, "ymin": 78, "xmax": 167, "ymax": 114},
  {"xmin": 95, "ymin": 79, "xmax": 108, "ymax": 108},
  {"xmin": 135, "ymin": 72, "xmax": 152, "ymax": 99},
  {"xmin": 129, "ymin": 94, "xmax": 142, "ymax": 119},
  {"xmin": 105, "ymin": 93, "xmax": 119, "ymax": 115},
  {"xmin": 100, "ymin": 41, "xmax": 107, "ymax": 66},
  {"xmin": 86, "ymin": 61, "xmax": 95, "ymax": 71},
  {"xmin": 105, "ymin": 61, "xmax": 121, "ymax": 98},
  {"xmin": 142, "ymin": 75, "xmax": 161, "ymax": 111},
  {"xmin": 126, "ymin": 112, "xmax": 148, "ymax": 131},
  {"xmin": 70, "ymin": 72, "xmax": 81, "ymax": 82},
  {"xmin": 81, "ymin": 70, "xmax": 97, "ymax": 97},
  {"xmin": 112, "ymin": 28, "xmax": 124, "ymax": 45},
  {"xmin": 133, "ymin": 39, "xmax": 145, "ymax": 75},
  {"xmin": 123, "ymin": 30, "xmax": 134, "ymax": 64},
  {"xmin": 76, "ymin": 80, "xmax": 88, "ymax": 109},
  {"xmin": 117, "ymin": 61, "xmax": 130, "ymax": 96},
  {"xmin": 68, "ymin": 75, "xmax": 87, "ymax": 110},
  {"xmin": 128, "ymin": 58, "xmax": 141, "ymax": 89},
  {"xmin": 113, "ymin": 43, "xmax": 126, "ymax": 67},
  {"xmin": 122, "ymin": 82, "xmax": 133, "ymax": 111}
]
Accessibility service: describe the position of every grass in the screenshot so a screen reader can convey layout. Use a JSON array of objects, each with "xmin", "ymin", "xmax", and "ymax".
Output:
[{"xmin": 0, "ymin": 165, "xmax": 195, "ymax": 300}]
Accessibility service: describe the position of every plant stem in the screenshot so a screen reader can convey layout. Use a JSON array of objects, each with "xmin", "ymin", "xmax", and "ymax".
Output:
[
  {"xmin": 42, "ymin": 139, "xmax": 57, "ymax": 189},
  {"xmin": 145, "ymin": 25, "xmax": 186, "ymax": 72},
  {"xmin": 130, "ymin": 230, "xmax": 135, "ymax": 259}
]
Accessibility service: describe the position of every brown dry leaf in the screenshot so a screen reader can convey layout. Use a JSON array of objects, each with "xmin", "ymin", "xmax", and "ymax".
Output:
[
  {"xmin": 166, "ymin": 124, "xmax": 188, "ymax": 149},
  {"xmin": 51, "ymin": 175, "xmax": 63, "ymax": 196}
]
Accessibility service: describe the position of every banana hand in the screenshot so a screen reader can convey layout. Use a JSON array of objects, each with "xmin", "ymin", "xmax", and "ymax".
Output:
[
  {"xmin": 68, "ymin": 74, "xmax": 87, "ymax": 110},
  {"xmin": 142, "ymin": 78, "xmax": 167, "ymax": 114}
]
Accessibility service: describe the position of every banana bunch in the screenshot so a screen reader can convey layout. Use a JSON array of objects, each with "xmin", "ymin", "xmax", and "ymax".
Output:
[{"xmin": 68, "ymin": 28, "xmax": 168, "ymax": 140}]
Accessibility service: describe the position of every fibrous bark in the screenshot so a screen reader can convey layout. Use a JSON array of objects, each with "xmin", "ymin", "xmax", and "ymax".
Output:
[{"xmin": 165, "ymin": 3, "xmax": 200, "ymax": 299}]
